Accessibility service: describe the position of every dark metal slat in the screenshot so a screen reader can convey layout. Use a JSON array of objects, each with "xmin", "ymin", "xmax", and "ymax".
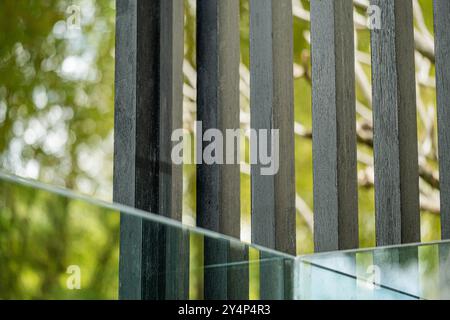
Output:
[
  {"xmin": 310, "ymin": 0, "xmax": 359, "ymax": 252},
  {"xmin": 370, "ymin": 0, "xmax": 420, "ymax": 246},
  {"xmin": 250, "ymin": 0, "xmax": 296, "ymax": 299},
  {"xmin": 114, "ymin": 0, "xmax": 187, "ymax": 300},
  {"xmin": 196, "ymin": 0, "xmax": 247, "ymax": 300},
  {"xmin": 434, "ymin": 0, "xmax": 450, "ymax": 239}
]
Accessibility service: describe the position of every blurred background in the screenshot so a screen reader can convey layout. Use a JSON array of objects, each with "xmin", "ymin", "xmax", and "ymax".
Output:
[{"xmin": 0, "ymin": 0, "xmax": 441, "ymax": 298}]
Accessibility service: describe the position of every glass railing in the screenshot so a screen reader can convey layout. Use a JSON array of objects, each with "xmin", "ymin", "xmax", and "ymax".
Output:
[
  {"xmin": 297, "ymin": 240, "xmax": 450, "ymax": 300},
  {"xmin": 0, "ymin": 171, "xmax": 294, "ymax": 300},
  {"xmin": 1, "ymin": 171, "xmax": 449, "ymax": 300}
]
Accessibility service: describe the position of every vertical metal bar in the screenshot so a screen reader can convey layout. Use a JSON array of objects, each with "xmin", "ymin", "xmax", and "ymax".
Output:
[
  {"xmin": 249, "ymin": 0, "xmax": 295, "ymax": 256},
  {"xmin": 310, "ymin": 0, "xmax": 359, "ymax": 252},
  {"xmin": 434, "ymin": 0, "xmax": 450, "ymax": 240},
  {"xmin": 114, "ymin": 0, "xmax": 187, "ymax": 300},
  {"xmin": 160, "ymin": 0, "xmax": 189, "ymax": 300},
  {"xmin": 196, "ymin": 0, "xmax": 246, "ymax": 299},
  {"xmin": 250, "ymin": 0, "xmax": 296, "ymax": 299},
  {"xmin": 370, "ymin": 0, "xmax": 420, "ymax": 246}
]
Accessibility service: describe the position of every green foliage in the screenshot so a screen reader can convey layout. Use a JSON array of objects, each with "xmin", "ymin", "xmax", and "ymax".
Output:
[
  {"xmin": 0, "ymin": 180, "xmax": 119, "ymax": 299},
  {"xmin": 0, "ymin": 0, "xmax": 117, "ymax": 299}
]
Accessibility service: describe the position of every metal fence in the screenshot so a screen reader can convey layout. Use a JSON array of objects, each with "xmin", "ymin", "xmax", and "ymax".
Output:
[{"xmin": 113, "ymin": 0, "xmax": 450, "ymax": 299}]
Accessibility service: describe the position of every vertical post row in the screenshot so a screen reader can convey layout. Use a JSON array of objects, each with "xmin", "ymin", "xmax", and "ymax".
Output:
[
  {"xmin": 114, "ymin": 0, "xmax": 187, "ymax": 299},
  {"xmin": 250, "ymin": 0, "xmax": 296, "ymax": 299},
  {"xmin": 197, "ymin": 0, "xmax": 246, "ymax": 299},
  {"xmin": 310, "ymin": 0, "xmax": 359, "ymax": 252},
  {"xmin": 434, "ymin": 0, "xmax": 450, "ymax": 240},
  {"xmin": 370, "ymin": 0, "xmax": 420, "ymax": 246}
]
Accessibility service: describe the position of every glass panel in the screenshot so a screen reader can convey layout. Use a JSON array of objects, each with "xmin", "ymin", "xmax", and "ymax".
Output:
[
  {"xmin": 3, "ymin": 170, "xmax": 450, "ymax": 300},
  {"xmin": 0, "ymin": 171, "xmax": 295, "ymax": 299},
  {"xmin": 298, "ymin": 241, "xmax": 450, "ymax": 300}
]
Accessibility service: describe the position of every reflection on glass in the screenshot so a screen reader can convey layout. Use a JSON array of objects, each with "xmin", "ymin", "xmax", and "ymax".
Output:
[
  {"xmin": 298, "ymin": 240, "xmax": 450, "ymax": 300},
  {"xmin": 3, "ymin": 171, "xmax": 450, "ymax": 300},
  {"xmin": 0, "ymin": 172, "xmax": 295, "ymax": 300}
]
